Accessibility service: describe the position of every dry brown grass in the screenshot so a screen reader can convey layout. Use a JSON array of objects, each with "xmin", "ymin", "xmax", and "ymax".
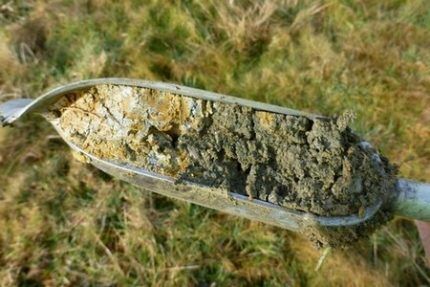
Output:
[{"xmin": 0, "ymin": 0, "xmax": 429, "ymax": 286}]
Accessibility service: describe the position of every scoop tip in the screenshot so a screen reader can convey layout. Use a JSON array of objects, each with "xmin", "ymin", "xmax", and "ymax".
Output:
[{"xmin": 0, "ymin": 98, "xmax": 33, "ymax": 126}]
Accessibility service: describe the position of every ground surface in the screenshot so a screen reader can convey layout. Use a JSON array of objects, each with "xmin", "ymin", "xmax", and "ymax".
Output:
[{"xmin": 0, "ymin": 0, "xmax": 429, "ymax": 286}]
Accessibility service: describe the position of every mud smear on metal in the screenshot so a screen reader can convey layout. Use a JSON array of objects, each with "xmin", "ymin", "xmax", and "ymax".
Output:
[{"xmin": 43, "ymin": 84, "xmax": 397, "ymax": 247}]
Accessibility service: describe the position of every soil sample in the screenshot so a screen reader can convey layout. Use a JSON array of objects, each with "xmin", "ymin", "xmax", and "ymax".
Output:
[{"xmin": 44, "ymin": 84, "xmax": 397, "ymax": 220}]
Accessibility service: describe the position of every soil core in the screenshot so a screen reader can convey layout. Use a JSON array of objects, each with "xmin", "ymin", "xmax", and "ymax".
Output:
[{"xmin": 45, "ymin": 84, "xmax": 397, "ymax": 220}]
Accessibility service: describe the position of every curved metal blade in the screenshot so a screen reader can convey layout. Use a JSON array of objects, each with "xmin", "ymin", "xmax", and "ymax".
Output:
[{"xmin": 0, "ymin": 78, "xmax": 393, "ymax": 231}]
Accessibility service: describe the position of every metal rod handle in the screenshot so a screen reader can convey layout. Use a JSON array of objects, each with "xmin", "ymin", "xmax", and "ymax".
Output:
[{"xmin": 394, "ymin": 179, "xmax": 430, "ymax": 220}]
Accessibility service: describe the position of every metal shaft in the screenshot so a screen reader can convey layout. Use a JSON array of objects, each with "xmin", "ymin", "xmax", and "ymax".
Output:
[{"xmin": 394, "ymin": 180, "xmax": 430, "ymax": 221}]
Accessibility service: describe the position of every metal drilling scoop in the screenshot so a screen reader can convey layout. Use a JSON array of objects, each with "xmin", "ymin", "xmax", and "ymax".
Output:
[{"xmin": 1, "ymin": 78, "xmax": 429, "ymax": 237}]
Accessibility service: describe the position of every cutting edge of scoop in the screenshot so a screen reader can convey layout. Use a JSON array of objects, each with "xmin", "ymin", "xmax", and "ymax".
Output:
[
  {"xmin": 50, "ymin": 123, "xmax": 383, "ymax": 230},
  {"xmin": 1, "ymin": 78, "xmax": 327, "ymax": 125}
]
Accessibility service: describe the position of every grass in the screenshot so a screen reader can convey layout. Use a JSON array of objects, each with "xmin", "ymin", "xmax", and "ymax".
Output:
[{"xmin": 0, "ymin": 0, "xmax": 429, "ymax": 286}]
